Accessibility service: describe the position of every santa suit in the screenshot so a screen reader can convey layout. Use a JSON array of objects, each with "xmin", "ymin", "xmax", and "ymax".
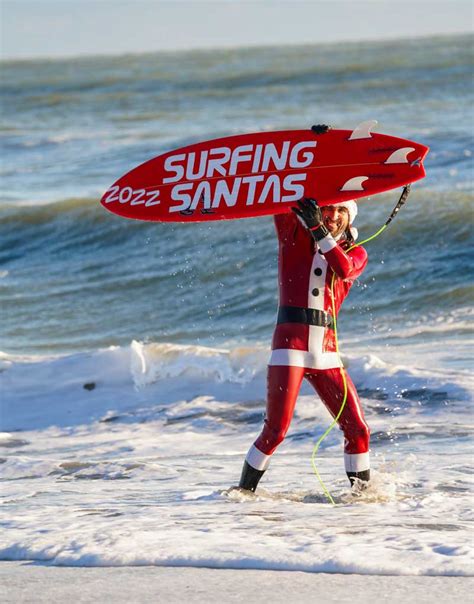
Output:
[{"xmin": 245, "ymin": 211, "xmax": 370, "ymax": 477}]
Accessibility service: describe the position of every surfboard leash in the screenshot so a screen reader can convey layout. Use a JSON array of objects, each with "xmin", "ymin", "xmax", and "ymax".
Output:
[{"xmin": 311, "ymin": 185, "xmax": 411, "ymax": 505}]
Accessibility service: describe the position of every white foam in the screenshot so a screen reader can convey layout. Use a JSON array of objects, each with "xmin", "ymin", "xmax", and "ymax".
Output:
[
  {"xmin": 1, "ymin": 342, "xmax": 471, "ymax": 432},
  {"xmin": 130, "ymin": 340, "xmax": 269, "ymax": 388},
  {"xmin": 1, "ymin": 341, "xmax": 472, "ymax": 575}
]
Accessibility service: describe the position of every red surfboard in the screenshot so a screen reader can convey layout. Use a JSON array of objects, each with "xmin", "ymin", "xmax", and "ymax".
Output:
[{"xmin": 100, "ymin": 121, "xmax": 429, "ymax": 222}]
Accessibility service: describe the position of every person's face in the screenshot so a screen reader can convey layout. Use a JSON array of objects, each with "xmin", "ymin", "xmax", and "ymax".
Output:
[{"xmin": 321, "ymin": 205, "xmax": 350, "ymax": 238}]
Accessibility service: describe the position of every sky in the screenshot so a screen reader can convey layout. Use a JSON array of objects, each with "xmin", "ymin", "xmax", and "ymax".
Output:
[{"xmin": 1, "ymin": 0, "xmax": 473, "ymax": 60}]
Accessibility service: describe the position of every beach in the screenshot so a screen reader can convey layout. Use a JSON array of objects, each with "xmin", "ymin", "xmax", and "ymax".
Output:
[
  {"xmin": 1, "ymin": 33, "xmax": 473, "ymax": 594},
  {"xmin": 2, "ymin": 564, "xmax": 473, "ymax": 603}
]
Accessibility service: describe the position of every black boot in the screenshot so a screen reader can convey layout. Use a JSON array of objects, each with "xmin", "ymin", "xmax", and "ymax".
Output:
[
  {"xmin": 239, "ymin": 461, "xmax": 265, "ymax": 492},
  {"xmin": 347, "ymin": 469, "xmax": 370, "ymax": 487}
]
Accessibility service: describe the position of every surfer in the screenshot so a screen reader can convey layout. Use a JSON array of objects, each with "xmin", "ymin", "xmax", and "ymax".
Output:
[{"xmin": 239, "ymin": 198, "xmax": 370, "ymax": 492}]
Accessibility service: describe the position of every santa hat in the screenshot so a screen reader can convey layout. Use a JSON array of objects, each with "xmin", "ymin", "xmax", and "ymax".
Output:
[
  {"xmin": 334, "ymin": 200, "xmax": 358, "ymax": 240},
  {"xmin": 335, "ymin": 200, "xmax": 357, "ymax": 224}
]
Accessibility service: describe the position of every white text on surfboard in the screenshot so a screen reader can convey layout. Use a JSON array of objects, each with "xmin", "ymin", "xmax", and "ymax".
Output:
[
  {"xmin": 103, "ymin": 186, "xmax": 161, "ymax": 206},
  {"xmin": 165, "ymin": 140, "xmax": 316, "ymax": 211},
  {"xmin": 169, "ymin": 173, "xmax": 306, "ymax": 212},
  {"xmin": 163, "ymin": 140, "xmax": 317, "ymax": 183},
  {"xmin": 104, "ymin": 139, "xmax": 319, "ymax": 213}
]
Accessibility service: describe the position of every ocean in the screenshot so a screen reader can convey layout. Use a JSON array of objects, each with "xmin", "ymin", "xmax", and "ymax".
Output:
[{"xmin": 0, "ymin": 34, "xmax": 473, "ymax": 575}]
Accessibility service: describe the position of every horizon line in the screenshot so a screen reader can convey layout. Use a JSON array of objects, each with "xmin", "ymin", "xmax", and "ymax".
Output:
[{"xmin": 1, "ymin": 30, "xmax": 472, "ymax": 64}]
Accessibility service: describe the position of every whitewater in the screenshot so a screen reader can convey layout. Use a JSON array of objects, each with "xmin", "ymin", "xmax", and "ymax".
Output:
[
  {"xmin": 1, "ymin": 33, "xmax": 473, "ymax": 579},
  {"xmin": 1, "ymin": 337, "xmax": 472, "ymax": 574}
]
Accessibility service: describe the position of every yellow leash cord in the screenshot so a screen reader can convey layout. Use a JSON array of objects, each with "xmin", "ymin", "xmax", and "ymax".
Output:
[
  {"xmin": 311, "ymin": 186, "xmax": 411, "ymax": 504},
  {"xmin": 310, "ymin": 226, "xmax": 386, "ymax": 504}
]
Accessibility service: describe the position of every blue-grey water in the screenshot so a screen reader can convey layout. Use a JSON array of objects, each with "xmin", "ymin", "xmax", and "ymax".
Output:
[
  {"xmin": 1, "ymin": 34, "xmax": 472, "ymax": 362},
  {"xmin": 1, "ymin": 35, "xmax": 474, "ymax": 574}
]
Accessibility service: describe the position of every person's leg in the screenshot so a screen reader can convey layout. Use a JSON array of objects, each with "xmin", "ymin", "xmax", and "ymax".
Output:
[
  {"xmin": 239, "ymin": 365, "xmax": 305, "ymax": 491},
  {"xmin": 305, "ymin": 367, "xmax": 370, "ymax": 486}
]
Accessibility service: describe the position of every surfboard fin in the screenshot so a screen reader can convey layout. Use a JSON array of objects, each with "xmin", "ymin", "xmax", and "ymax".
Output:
[
  {"xmin": 384, "ymin": 147, "xmax": 415, "ymax": 164},
  {"xmin": 348, "ymin": 120, "xmax": 378, "ymax": 140},
  {"xmin": 340, "ymin": 176, "xmax": 369, "ymax": 191}
]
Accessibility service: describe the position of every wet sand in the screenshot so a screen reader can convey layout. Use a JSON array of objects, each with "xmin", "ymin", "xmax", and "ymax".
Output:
[{"xmin": 1, "ymin": 562, "xmax": 472, "ymax": 603}]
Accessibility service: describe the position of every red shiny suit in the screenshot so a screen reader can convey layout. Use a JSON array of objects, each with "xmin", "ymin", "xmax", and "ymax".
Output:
[{"xmin": 245, "ymin": 212, "xmax": 371, "ymax": 475}]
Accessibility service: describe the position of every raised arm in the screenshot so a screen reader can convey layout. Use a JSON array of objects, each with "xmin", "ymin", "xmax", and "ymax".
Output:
[
  {"xmin": 318, "ymin": 235, "xmax": 368, "ymax": 280},
  {"xmin": 291, "ymin": 197, "xmax": 368, "ymax": 279}
]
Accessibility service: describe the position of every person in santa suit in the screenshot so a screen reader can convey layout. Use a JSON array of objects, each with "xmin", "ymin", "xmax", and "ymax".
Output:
[{"xmin": 239, "ymin": 197, "xmax": 370, "ymax": 492}]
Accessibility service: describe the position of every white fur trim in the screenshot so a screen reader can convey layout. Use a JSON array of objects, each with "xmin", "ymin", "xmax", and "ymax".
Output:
[
  {"xmin": 246, "ymin": 444, "xmax": 271, "ymax": 471},
  {"xmin": 317, "ymin": 234, "xmax": 337, "ymax": 254},
  {"xmin": 344, "ymin": 452, "xmax": 370, "ymax": 473},
  {"xmin": 335, "ymin": 200, "xmax": 358, "ymax": 225},
  {"xmin": 308, "ymin": 251, "xmax": 327, "ymax": 310},
  {"xmin": 269, "ymin": 348, "xmax": 342, "ymax": 370}
]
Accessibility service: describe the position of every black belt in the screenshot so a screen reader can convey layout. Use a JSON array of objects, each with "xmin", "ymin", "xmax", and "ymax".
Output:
[{"xmin": 277, "ymin": 305, "xmax": 334, "ymax": 329}]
